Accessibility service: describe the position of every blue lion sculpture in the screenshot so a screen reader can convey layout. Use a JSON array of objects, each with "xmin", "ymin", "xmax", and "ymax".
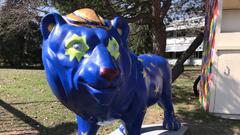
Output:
[{"xmin": 40, "ymin": 8, "xmax": 180, "ymax": 135}]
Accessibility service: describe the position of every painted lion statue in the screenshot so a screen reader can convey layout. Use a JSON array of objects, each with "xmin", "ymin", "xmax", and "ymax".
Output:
[{"xmin": 40, "ymin": 8, "xmax": 180, "ymax": 135}]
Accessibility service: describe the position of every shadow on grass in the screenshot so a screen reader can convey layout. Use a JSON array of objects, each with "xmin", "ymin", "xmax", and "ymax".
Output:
[
  {"xmin": 171, "ymin": 78, "xmax": 240, "ymax": 135},
  {"xmin": 172, "ymin": 85, "xmax": 198, "ymax": 105},
  {"xmin": 177, "ymin": 106, "xmax": 240, "ymax": 135},
  {"xmin": 0, "ymin": 99, "xmax": 77, "ymax": 135}
]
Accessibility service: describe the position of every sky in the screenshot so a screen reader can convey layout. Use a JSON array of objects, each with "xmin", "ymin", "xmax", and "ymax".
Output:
[
  {"xmin": 38, "ymin": 5, "xmax": 58, "ymax": 16},
  {"xmin": 0, "ymin": 0, "xmax": 58, "ymax": 16},
  {"xmin": 0, "ymin": 0, "xmax": 6, "ymax": 7}
]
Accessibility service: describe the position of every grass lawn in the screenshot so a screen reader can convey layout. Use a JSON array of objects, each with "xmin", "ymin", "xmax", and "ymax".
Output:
[{"xmin": 0, "ymin": 69, "xmax": 239, "ymax": 135}]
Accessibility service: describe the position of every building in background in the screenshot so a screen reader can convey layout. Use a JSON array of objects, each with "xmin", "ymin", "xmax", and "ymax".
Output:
[{"xmin": 166, "ymin": 16, "xmax": 204, "ymax": 65}]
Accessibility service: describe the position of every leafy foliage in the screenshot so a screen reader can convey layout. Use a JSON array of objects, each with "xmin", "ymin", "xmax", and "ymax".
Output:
[
  {"xmin": 50, "ymin": 0, "xmax": 113, "ymax": 18},
  {"xmin": 128, "ymin": 24, "xmax": 153, "ymax": 54},
  {"xmin": 0, "ymin": 0, "xmax": 43, "ymax": 67}
]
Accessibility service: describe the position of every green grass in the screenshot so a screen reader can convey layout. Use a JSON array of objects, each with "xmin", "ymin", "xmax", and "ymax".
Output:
[{"xmin": 0, "ymin": 69, "xmax": 239, "ymax": 135}]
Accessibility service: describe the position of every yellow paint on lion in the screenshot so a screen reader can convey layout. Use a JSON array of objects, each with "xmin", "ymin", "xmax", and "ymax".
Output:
[{"xmin": 81, "ymin": 131, "xmax": 87, "ymax": 135}]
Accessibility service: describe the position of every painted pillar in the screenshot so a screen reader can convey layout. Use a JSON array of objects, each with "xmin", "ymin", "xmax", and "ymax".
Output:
[{"xmin": 200, "ymin": 0, "xmax": 219, "ymax": 112}]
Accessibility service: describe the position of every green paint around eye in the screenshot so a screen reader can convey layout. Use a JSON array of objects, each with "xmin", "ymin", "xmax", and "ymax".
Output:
[
  {"xmin": 64, "ymin": 34, "xmax": 89, "ymax": 62},
  {"xmin": 107, "ymin": 37, "xmax": 120, "ymax": 59}
]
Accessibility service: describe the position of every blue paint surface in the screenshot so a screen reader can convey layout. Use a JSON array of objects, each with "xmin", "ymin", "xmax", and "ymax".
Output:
[{"xmin": 41, "ymin": 10, "xmax": 180, "ymax": 135}]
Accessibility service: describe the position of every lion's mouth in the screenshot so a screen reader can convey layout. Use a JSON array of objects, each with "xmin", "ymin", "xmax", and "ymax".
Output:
[
  {"xmin": 80, "ymin": 81, "xmax": 120, "ymax": 93},
  {"xmin": 83, "ymin": 81, "xmax": 117, "ymax": 90},
  {"xmin": 78, "ymin": 81, "xmax": 120, "ymax": 105}
]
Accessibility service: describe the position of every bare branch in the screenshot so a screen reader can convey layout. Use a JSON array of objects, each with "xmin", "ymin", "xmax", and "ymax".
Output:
[
  {"xmin": 160, "ymin": 0, "xmax": 171, "ymax": 18},
  {"xmin": 122, "ymin": 1, "xmax": 151, "ymax": 14},
  {"xmin": 172, "ymin": 32, "xmax": 204, "ymax": 82},
  {"xmin": 124, "ymin": 13, "xmax": 152, "ymax": 24}
]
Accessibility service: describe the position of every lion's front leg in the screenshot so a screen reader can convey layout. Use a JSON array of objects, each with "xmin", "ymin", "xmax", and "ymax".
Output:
[
  {"xmin": 120, "ymin": 94, "xmax": 147, "ymax": 135},
  {"xmin": 122, "ymin": 110, "xmax": 146, "ymax": 135},
  {"xmin": 76, "ymin": 115, "xmax": 99, "ymax": 135}
]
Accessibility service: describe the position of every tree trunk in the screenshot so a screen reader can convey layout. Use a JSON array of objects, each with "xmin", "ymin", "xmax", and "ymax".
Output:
[
  {"xmin": 152, "ymin": 23, "xmax": 166, "ymax": 55},
  {"xmin": 151, "ymin": 0, "xmax": 167, "ymax": 55},
  {"xmin": 172, "ymin": 32, "xmax": 204, "ymax": 82}
]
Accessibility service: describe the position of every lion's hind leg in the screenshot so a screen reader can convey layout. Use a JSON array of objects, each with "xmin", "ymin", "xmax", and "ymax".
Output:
[{"xmin": 156, "ymin": 58, "xmax": 181, "ymax": 131}]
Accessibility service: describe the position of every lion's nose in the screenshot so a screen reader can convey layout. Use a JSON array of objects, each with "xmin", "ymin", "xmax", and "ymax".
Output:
[{"xmin": 100, "ymin": 67, "xmax": 119, "ymax": 81}]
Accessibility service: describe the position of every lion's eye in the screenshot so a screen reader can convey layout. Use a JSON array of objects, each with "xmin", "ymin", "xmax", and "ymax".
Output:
[
  {"xmin": 64, "ymin": 34, "xmax": 89, "ymax": 62},
  {"xmin": 107, "ymin": 37, "xmax": 120, "ymax": 59},
  {"xmin": 111, "ymin": 44, "xmax": 117, "ymax": 51},
  {"xmin": 73, "ymin": 43, "xmax": 84, "ymax": 51}
]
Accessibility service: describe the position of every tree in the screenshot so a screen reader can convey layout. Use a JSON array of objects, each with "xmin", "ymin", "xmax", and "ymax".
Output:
[
  {"xmin": 128, "ymin": 24, "xmax": 153, "ymax": 54},
  {"xmin": 0, "ymin": 0, "xmax": 44, "ymax": 67}
]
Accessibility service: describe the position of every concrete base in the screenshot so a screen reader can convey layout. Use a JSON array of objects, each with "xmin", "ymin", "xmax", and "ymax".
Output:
[
  {"xmin": 109, "ymin": 124, "xmax": 188, "ymax": 135},
  {"xmin": 141, "ymin": 124, "xmax": 188, "ymax": 135}
]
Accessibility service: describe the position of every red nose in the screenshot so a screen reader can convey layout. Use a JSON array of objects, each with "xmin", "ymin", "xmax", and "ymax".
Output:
[{"xmin": 100, "ymin": 67, "xmax": 119, "ymax": 81}]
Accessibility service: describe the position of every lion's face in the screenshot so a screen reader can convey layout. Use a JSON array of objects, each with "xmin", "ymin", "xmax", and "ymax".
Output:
[{"xmin": 41, "ymin": 12, "xmax": 131, "ymax": 109}]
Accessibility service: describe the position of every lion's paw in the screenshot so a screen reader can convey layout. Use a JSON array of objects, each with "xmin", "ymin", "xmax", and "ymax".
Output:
[{"xmin": 163, "ymin": 116, "xmax": 181, "ymax": 131}]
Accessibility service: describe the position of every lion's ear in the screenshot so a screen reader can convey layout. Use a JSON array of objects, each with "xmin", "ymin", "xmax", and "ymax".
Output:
[
  {"xmin": 111, "ymin": 16, "xmax": 129, "ymax": 40},
  {"xmin": 40, "ymin": 13, "xmax": 66, "ymax": 40}
]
